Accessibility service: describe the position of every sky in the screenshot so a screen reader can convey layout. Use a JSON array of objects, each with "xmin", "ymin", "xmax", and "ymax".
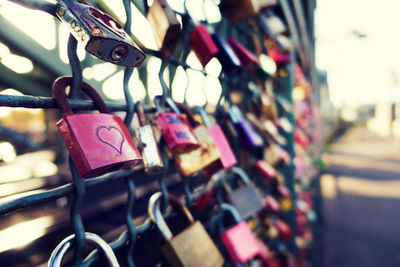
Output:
[{"xmin": 315, "ymin": 0, "xmax": 400, "ymax": 107}]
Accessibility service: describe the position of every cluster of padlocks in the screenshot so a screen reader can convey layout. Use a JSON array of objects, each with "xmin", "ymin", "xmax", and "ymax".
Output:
[{"xmin": 4, "ymin": 0, "xmax": 319, "ymax": 266}]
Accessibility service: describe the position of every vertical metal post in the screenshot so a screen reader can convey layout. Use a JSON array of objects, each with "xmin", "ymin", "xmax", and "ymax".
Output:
[{"xmin": 276, "ymin": 60, "xmax": 297, "ymax": 255}]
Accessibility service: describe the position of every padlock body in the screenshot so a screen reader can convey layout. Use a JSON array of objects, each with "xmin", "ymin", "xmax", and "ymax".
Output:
[
  {"xmin": 229, "ymin": 184, "xmax": 265, "ymax": 219},
  {"xmin": 162, "ymin": 221, "xmax": 224, "ymax": 267},
  {"xmin": 156, "ymin": 112, "xmax": 200, "ymax": 153},
  {"xmin": 147, "ymin": 0, "xmax": 181, "ymax": 57},
  {"xmin": 264, "ymin": 195, "xmax": 280, "ymax": 213},
  {"xmin": 236, "ymin": 120, "xmax": 264, "ymax": 148},
  {"xmin": 136, "ymin": 125, "xmax": 164, "ymax": 175},
  {"xmin": 219, "ymin": 0, "xmax": 259, "ymax": 23},
  {"xmin": 189, "ymin": 24, "xmax": 219, "ymax": 67},
  {"xmin": 211, "ymin": 34, "xmax": 242, "ymax": 76},
  {"xmin": 227, "ymin": 37, "xmax": 260, "ymax": 74},
  {"xmin": 174, "ymin": 126, "xmax": 221, "ymax": 177},
  {"xmin": 268, "ymin": 48, "xmax": 291, "ymax": 65},
  {"xmin": 57, "ymin": 1, "xmax": 145, "ymax": 67},
  {"xmin": 275, "ymin": 219, "xmax": 292, "ymax": 242},
  {"xmin": 57, "ymin": 113, "xmax": 141, "ymax": 177},
  {"xmin": 220, "ymin": 221, "xmax": 261, "ymax": 264},
  {"xmin": 256, "ymin": 160, "xmax": 276, "ymax": 180},
  {"xmin": 207, "ymin": 125, "xmax": 237, "ymax": 169},
  {"xmin": 264, "ymin": 145, "xmax": 290, "ymax": 165}
]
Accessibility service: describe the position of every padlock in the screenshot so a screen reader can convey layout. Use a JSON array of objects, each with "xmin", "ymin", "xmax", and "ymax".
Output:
[
  {"xmin": 223, "ymin": 167, "xmax": 265, "ymax": 219},
  {"xmin": 275, "ymin": 219, "xmax": 292, "ymax": 242},
  {"xmin": 245, "ymin": 113, "xmax": 286, "ymax": 146},
  {"xmin": 147, "ymin": 0, "xmax": 181, "ymax": 58},
  {"xmin": 264, "ymin": 144, "xmax": 290, "ymax": 166},
  {"xmin": 262, "ymin": 10, "xmax": 287, "ymax": 35},
  {"xmin": 256, "ymin": 160, "xmax": 276, "ymax": 180},
  {"xmin": 48, "ymin": 232, "xmax": 119, "ymax": 267},
  {"xmin": 264, "ymin": 195, "xmax": 280, "ymax": 214},
  {"xmin": 294, "ymin": 128, "xmax": 309, "ymax": 147},
  {"xmin": 211, "ymin": 34, "xmax": 242, "ymax": 76},
  {"xmin": 194, "ymin": 107, "xmax": 237, "ymax": 177},
  {"xmin": 55, "ymin": 0, "xmax": 145, "ymax": 67},
  {"xmin": 169, "ymin": 103, "xmax": 221, "ymax": 177},
  {"xmin": 219, "ymin": 203, "xmax": 266, "ymax": 265},
  {"xmin": 256, "ymin": 238, "xmax": 271, "ymax": 264},
  {"xmin": 229, "ymin": 105, "xmax": 264, "ymax": 148},
  {"xmin": 135, "ymin": 101, "xmax": 164, "ymax": 175},
  {"xmin": 268, "ymin": 47, "xmax": 291, "ymax": 65},
  {"xmin": 219, "ymin": 0, "xmax": 259, "ymax": 23},
  {"xmin": 148, "ymin": 192, "xmax": 224, "ymax": 267},
  {"xmin": 154, "ymin": 96, "xmax": 200, "ymax": 153},
  {"xmin": 189, "ymin": 24, "xmax": 219, "ymax": 67},
  {"xmin": 53, "ymin": 76, "xmax": 142, "ymax": 178},
  {"xmin": 226, "ymin": 37, "xmax": 260, "ymax": 74}
]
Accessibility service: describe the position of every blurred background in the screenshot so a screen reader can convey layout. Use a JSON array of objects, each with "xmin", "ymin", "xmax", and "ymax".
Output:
[{"xmin": 0, "ymin": 0, "xmax": 400, "ymax": 266}]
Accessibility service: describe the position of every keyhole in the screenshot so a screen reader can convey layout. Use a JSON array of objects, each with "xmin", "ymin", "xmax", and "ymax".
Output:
[{"xmin": 110, "ymin": 45, "xmax": 128, "ymax": 62}]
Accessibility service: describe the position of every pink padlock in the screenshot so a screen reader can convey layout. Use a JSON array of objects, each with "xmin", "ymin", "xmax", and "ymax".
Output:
[
  {"xmin": 53, "ymin": 76, "xmax": 142, "ymax": 178},
  {"xmin": 189, "ymin": 24, "xmax": 219, "ymax": 67},
  {"xmin": 219, "ymin": 203, "xmax": 264, "ymax": 264},
  {"xmin": 194, "ymin": 107, "xmax": 237, "ymax": 177}
]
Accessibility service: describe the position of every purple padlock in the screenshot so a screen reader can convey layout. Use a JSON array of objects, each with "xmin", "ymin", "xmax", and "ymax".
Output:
[{"xmin": 229, "ymin": 106, "xmax": 264, "ymax": 148}]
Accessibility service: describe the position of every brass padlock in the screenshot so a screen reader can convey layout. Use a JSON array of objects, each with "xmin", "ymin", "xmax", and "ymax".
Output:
[
  {"xmin": 147, "ymin": 0, "xmax": 181, "ymax": 57},
  {"xmin": 171, "ymin": 103, "xmax": 221, "ymax": 177},
  {"xmin": 219, "ymin": 0, "xmax": 259, "ymax": 23},
  {"xmin": 148, "ymin": 192, "xmax": 224, "ymax": 267}
]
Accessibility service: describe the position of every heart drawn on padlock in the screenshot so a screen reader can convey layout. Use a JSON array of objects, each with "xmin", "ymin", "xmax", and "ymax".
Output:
[{"xmin": 96, "ymin": 126, "xmax": 125, "ymax": 154}]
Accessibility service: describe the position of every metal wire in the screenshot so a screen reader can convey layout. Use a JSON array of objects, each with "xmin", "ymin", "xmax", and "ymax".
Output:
[
  {"xmin": 69, "ymin": 157, "xmax": 87, "ymax": 265},
  {"xmin": 122, "ymin": 1, "xmax": 138, "ymax": 266},
  {"xmin": 67, "ymin": 35, "xmax": 83, "ymax": 100}
]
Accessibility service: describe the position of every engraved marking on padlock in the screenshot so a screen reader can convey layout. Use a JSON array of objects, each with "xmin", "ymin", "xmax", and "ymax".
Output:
[
  {"xmin": 174, "ymin": 130, "xmax": 190, "ymax": 140},
  {"xmin": 165, "ymin": 114, "xmax": 182, "ymax": 124},
  {"xmin": 96, "ymin": 126, "xmax": 124, "ymax": 154}
]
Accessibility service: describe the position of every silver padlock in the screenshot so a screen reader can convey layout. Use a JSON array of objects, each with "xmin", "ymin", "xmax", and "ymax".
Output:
[
  {"xmin": 48, "ymin": 232, "xmax": 120, "ymax": 267},
  {"xmin": 55, "ymin": 0, "xmax": 145, "ymax": 67},
  {"xmin": 135, "ymin": 101, "xmax": 164, "ymax": 175}
]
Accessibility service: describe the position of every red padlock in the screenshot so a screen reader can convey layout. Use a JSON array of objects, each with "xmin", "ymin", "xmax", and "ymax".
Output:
[
  {"xmin": 256, "ymin": 160, "xmax": 276, "ymax": 180},
  {"xmin": 275, "ymin": 219, "xmax": 292, "ymax": 242},
  {"xmin": 154, "ymin": 96, "xmax": 200, "ymax": 153},
  {"xmin": 53, "ymin": 76, "xmax": 142, "ymax": 178},
  {"xmin": 219, "ymin": 203, "xmax": 265, "ymax": 265},
  {"xmin": 227, "ymin": 37, "xmax": 260, "ymax": 74},
  {"xmin": 189, "ymin": 24, "xmax": 219, "ymax": 67}
]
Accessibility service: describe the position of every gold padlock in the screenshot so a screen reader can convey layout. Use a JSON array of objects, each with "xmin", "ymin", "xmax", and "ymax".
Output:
[
  {"xmin": 171, "ymin": 104, "xmax": 221, "ymax": 177},
  {"xmin": 147, "ymin": 0, "xmax": 181, "ymax": 57},
  {"xmin": 148, "ymin": 192, "xmax": 224, "ymax": 267}
]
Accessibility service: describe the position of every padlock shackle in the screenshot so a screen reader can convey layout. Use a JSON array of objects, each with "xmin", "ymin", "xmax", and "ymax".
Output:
[
  {"xmin": 229, "ymin": 166, "xmax": 251, "ymax": 184},
  {"xmin": 220, "ymin": 203, "xmax": 242, "ymax": 224},
  {"xmin": 135, "ymin": 101, "xmax": 147, "ymax": 126},
  {"xmin": 48, "ymin": 232, "xmax": 119, "ymax": 267},
  {"xmin": 193, "ymin": 106, "xmax": 212, "ymax": 128},
  {"xmin": 174, "ymin": 102, "xmax": 200, "ymax": 128},
  {"xmin": 52, "ymin": 76, "xmax": 110, "ymax": 116},
  {"xmin": 9, "ymin": 0, "xmax": 57, "ymax": 16},
  {"xmin": 148, "ymin": 192, "xmax": 195, "ymax": 241}
]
